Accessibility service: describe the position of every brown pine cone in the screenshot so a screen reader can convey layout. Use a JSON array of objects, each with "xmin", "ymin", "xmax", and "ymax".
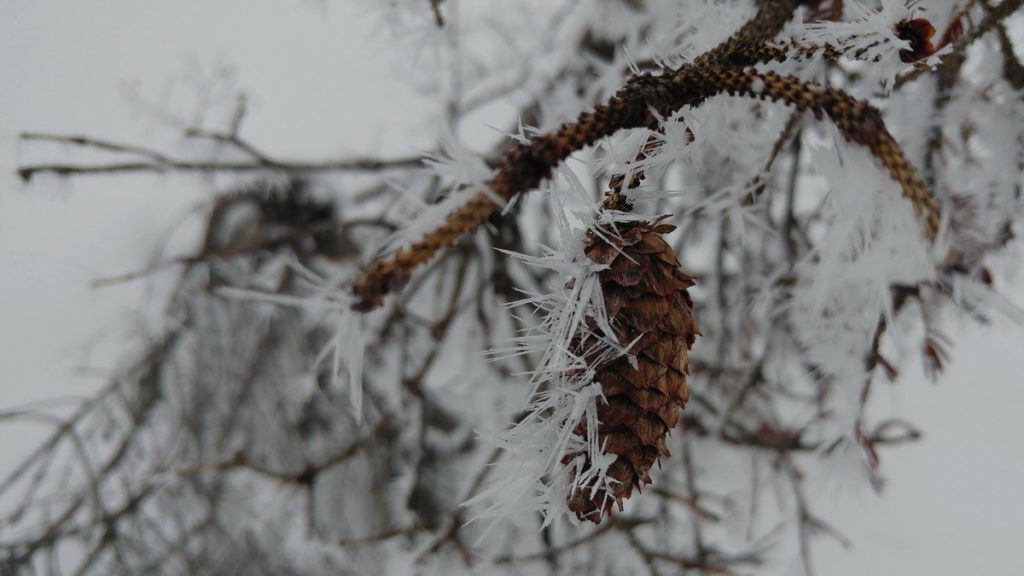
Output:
[{"xmin": 565, "ymin": 220, "xmax": 699, "ymax": 523}]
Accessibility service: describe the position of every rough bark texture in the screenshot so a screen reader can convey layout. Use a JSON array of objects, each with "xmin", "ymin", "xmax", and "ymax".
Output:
[{"xmin": 566, "ymin": 221, "xmax": 699, "ymax": 523}]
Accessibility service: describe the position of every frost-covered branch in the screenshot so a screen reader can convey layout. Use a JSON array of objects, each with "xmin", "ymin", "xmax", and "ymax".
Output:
[{"xmin": 351, "ymin": 0, "xmax": 952, "ymax": 310}]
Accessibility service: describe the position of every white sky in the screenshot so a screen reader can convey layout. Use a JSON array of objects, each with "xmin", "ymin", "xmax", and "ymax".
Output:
[{"xmin": 2, "ymin": 2, "xmax": 1023, "ymax": 574}]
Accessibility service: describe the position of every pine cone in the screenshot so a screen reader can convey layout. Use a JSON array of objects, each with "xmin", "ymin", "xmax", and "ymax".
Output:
[{"xmin": 566, "ymin": 220, "xmax": 699, "ymax": 523}]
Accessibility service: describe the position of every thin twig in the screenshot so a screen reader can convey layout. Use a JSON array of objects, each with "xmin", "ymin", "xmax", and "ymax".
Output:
[{"xmin": 17, "ymin": 132, "xmax": 422, "ymax": 181}]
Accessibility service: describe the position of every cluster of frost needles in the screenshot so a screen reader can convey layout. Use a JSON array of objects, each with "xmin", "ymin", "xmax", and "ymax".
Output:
[
  {"xmin": 219, "ymin": 257, "xmax": 366, "ymax": 421},
  {"xmin": 787, "ymin": 0, "xmax": 934, "ymax": 91}
]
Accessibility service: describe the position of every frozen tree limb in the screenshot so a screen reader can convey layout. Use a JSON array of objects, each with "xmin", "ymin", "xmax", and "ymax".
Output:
[{"xmin": 351, "ymin": 0, "xmax": 946, "ymax": 310}]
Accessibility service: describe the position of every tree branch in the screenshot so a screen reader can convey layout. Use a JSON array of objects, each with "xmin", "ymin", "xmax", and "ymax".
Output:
[{"xmin": 17, "ymin": 132, "xmax": 422, "ymax": 181}]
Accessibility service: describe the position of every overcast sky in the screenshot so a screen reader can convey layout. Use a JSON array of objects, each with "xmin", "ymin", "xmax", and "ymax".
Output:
[{"xmin": 2, "ymin": 2, "xmax": 1024, "ymax": 574}]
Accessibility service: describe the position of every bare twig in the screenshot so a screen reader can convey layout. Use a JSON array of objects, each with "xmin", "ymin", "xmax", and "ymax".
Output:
[{"xmin": 17, "ymin": 132, "xmax": 422, "ymax": 181}]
